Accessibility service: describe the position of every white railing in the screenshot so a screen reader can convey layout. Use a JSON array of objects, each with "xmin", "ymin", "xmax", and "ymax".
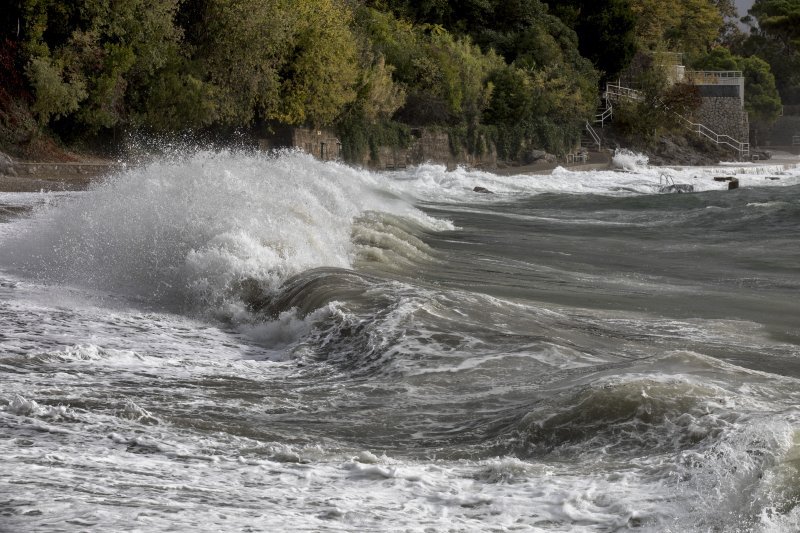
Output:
[
  {"xmin": 595, "ymin": 106, "xmax": 613, "ymax": 126},
  {"xmin": 566, "ymin": 152, "xmax": 588, "ymax": 164},
  {"xmin": 684, "ymin": 70, "xmax": 743, "ymax": 85},
  {"xmin": 604, "ymin": 82, "xmax": 750, "ymax": 159},
  {"xmin": 605, "ymin": 83, "xmax": 643, "ymax": 101},
  {"xmin": 676, "ymin": 115, "xmax": 749, "ymax": 157},
  {"xmin": 585, "ymin": 121, "xmax": 601, "ymax": 150}
]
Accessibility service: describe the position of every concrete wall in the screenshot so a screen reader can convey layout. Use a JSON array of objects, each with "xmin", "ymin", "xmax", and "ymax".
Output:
[
  {"xmin": 767, "ymin": 116, "xmax": 800, "ymax": 146},
  {"xmin": 695, "ymin": 97, "xmax": 749, "ymax": 144}
]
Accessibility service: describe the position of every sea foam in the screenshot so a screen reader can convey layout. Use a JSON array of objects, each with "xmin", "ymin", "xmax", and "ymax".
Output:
[{"xmin": 1, "ymin": 150, "xmax": 439, "ymax": 319}]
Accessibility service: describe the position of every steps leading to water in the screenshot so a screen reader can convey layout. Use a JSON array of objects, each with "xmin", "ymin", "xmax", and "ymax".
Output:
[{"xmin": 603, "ymin": 82, "xmax": 750, "ymax": 160}]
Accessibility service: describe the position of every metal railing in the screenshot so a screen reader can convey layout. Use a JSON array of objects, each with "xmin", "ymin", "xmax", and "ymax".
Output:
[
  {"xmin": 566, "ymin": 152, "xmax": 588, "ymax": 164},
  {"xmin": 676, "ymin": 115, "xmax": 749, "ymax": 157},
  {"xmin": 684, "ymin": 70, "xmax": 744, "ymax": 85},
  {"xmin": 595, "ymin": 106, "xmax": 613, "ymax": 126},
  {"xmin": 605, "ymin": 83, "xmax": 643, "ymax": 101},
  {"xmin": 793, "ymin": 135, "xmax": 800, "ymax": 146},
  {"xmin": 603, "ymin": 82, "xmax": 750, "ymax": 159},
  {"xmin": 584, "ymin": 121, "xmax": 601, "ymax": 150}
]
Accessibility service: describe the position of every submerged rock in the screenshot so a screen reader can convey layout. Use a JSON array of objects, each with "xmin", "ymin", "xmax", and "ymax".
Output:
[{"xmin": 473, "ymin": 186, "xmax": 494, "ymax": 194}]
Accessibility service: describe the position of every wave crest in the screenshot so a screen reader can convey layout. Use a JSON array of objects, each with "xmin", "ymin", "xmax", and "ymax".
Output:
[{"xmin": 2, "ymin": 150, "xmax": 438, "ymax": 319}]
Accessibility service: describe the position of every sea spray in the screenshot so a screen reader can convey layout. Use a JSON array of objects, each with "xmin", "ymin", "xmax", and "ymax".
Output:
[
  {"xmin": 612, "ymin": 148, "xmax": 650, "ymax": 172},
  {"xmin": 0, "ymin": 150, "xmax": 444, "ymax": 319},
  {"xmin": 2, "ymin": 151, "xmax": 800, "ymax": 531}
]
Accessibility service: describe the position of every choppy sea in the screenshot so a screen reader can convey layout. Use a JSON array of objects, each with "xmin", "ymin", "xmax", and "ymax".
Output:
[{"xmin": 1, "ymin": 149, "xmax": 799, "ymax": 532}]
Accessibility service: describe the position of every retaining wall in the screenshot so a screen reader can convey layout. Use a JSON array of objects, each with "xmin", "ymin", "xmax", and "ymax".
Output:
[
  {"xmin": 695, "ymin": 97, "xmax": 749, "ymax": 144},
  {"xmin": 360, "ymin": 129, "xmax": 497, "ymax": 170}
]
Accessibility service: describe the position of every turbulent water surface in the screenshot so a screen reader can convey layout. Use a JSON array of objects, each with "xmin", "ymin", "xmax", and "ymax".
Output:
[{"xmin": 1, "ymin": 150, "xmax": 800, "ymax": 532}]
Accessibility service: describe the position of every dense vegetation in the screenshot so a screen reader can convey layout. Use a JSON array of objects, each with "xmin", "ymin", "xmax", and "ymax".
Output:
[
  {"xmin": 738, "ymin": 0, "xmax": 800, "ymax": 108},
  {"xmin": 0, "ymin": 0, "xmax": 794, "ymax": 162}
]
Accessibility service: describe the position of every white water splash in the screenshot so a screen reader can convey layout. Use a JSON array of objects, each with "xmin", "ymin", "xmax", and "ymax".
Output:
[
  {"xmin": 1, "ymin": 150, "xmax": 445, "ymax": 318},
  {"xmin": 612, "ymin": 148, "xmax": 650, "ymax": 171}
]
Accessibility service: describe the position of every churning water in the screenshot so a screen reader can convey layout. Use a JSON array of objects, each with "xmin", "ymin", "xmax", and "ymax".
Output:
[{"xmin": 1, "ymin": 150, "xmax": 800, "ymax": 532}]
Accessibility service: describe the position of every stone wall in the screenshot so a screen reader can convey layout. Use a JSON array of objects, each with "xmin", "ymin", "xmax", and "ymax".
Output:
[
  {"xmin": 258, "ymin": 126, "xmax": 341, "ymax": 161},
  {"xmin": 291, "ymin": 128, "xmax": 341, "ymax": 161},
  {"xmin": 260, "ymin": 126, "xmax": 498, "ymax": 169},
  {"xmin": 357, "ymin": 129, "xmax": 497, "ymax": 170},
  {"xmin": 695, "ymin": 97, "xmax": 749, "ymax": 144}
]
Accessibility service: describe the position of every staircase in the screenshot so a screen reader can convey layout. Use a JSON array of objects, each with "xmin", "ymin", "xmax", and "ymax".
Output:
[
  {"xmin": 581, "ymin": 121, "xmax": 601, "ymax": 151},
  {"xmin": 603, "ymin": 82, "xmax": 750, "ymax": 160},
  {"xmin": 594, "ymin": 101, "xmax": 613, "ymax": 127}
]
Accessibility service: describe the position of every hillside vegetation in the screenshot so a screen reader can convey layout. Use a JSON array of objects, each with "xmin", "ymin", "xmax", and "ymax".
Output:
[{"xmin": 0, "ymin": 0, "xmax": 794, "ymax": 162}]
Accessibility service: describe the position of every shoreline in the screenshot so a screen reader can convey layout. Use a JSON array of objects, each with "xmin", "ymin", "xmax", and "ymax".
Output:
[
  {"xmin": 0, "ymin": 151, "xmax": 616, "ymax": 193},
  {"xmin": 2, "ymin": 148, "xmax": 798, "ymax": 194},
  {"xmin": 0, "ymin": 158, "xmax": 120, "ymax": 193}
]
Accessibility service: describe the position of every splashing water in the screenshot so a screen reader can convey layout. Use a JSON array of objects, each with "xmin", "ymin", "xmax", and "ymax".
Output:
[
  {"xmin": 2, "ymin": 150, "xmax": 446, "ymax": 318},
  {"xmin": 2, "ymin": 149, "xmax": 800, "ymax": 532}
]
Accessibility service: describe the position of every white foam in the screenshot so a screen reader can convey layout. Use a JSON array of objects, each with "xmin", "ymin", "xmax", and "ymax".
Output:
[
  {"xmin": 1, "ymin": 151, "xmax": 444, "ymax": 319},
  {"xmin": 382, "ymin": 152, "xmax": 800, "ymax": 203},
  {"xmin": 612, "ymin": 148, "xmax": 650, "ymax": 171}
]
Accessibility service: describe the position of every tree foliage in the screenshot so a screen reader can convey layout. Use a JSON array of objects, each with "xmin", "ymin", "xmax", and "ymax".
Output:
[
  {"xmin": 695, "ymin": 46, "xmax": 782, "ymax": 126},
  {"xmin": 16, "ymin": 0, "xmax": 360, "ymax": 135},
  {"xmin": 200, "ymin": 0, "xmax": 358, "ymax": 127},
  {"xmin": 611, "ymin": 61, "xmax": 701, "ymax": 139},
  {"xmin": 628, "ymin": 0, "xmax": 729, "ymax": 62},
  {"xmin": 737, "ymin": 0, "xmax": 800, "ymax": 104},
  {"xmin": 21, "ymin": 0, "xmax": 183, "ymax": 131},
  {"xmin": 368, "ymin": 0, "xmax": 599, "ymax": 154},
  {"xmin": 6, "ymin": 0, "xmax": 606, "ymax": 157},
  {"xmin": 748, "ymin": 0, "xmax": 800, "ymax": 46},
  {"xmin": 549, "ymin": 0, "xmax": 638, "ymax": 80}
]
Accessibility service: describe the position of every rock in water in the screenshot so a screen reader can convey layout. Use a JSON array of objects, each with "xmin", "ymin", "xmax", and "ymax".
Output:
[{"xmin": 473, "ymin": 186, "xmax": 494, "ymax": 194}]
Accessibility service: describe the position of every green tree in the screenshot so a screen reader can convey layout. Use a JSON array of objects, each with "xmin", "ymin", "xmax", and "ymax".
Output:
[
  {"xmin": 748, "ymin": 0, "xmax": 800, "ymax": 46},
  {"xmin": 738, "ymin": 55, "xmax": 783, "ymax": 127},
  {"xmin": 610, "ymin": 61, "xmax": 698, "ymax": 139},
  {"xmin": 550, "ymin": 0, "xmax": 638, "ymax": 80},
  {"xmin": 628, "ymin": 0, "xmax": 729, "ymax": 62},
  {"xmin": 196, "ymin": 0, "xmax": 358, "ymax": 127},
  {"xmin": 21, "ymin": 0, "xmax": 184, "ymax": 131},
  {"xmin": 738, "ymin": 0, "xmax": 800, "ymax": 104},
  {"xmin": 358, "ymin": 7, "xmax": 502, "ymax": 127},
  {"xmin": 695, "ymin": 46, "xmax": 782, "ymax": 125}
]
